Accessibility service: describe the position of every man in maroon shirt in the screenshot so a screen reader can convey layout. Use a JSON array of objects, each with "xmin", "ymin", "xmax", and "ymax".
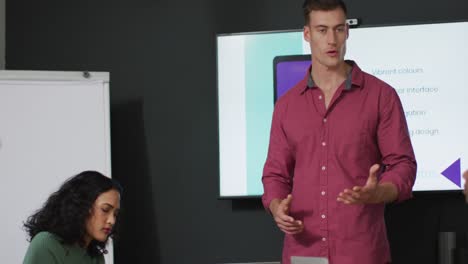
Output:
[{"xmin": 261, "ymin": 1, "xmax": 417, "ymax": 263}]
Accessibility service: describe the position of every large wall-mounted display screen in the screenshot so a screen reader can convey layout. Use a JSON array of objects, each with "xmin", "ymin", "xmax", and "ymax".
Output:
[{"xmin": 217, "ymin": 21, "xmax": 468, "ymax": 198}]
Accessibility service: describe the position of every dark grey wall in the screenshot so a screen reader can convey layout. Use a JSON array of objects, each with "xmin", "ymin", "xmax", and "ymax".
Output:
[
  {"xmin": 0, "ymin": 0, "xmax": 5, "ymax": 69},
  {"xmin": 6, "ymin": 0, "xmax": 468, "ymax": 263}
]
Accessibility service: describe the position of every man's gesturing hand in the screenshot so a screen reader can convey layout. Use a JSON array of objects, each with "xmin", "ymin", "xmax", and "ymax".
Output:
[
  {"xmin": 269, "ymin": 194, "xmax": 304, "ymax": 235},
  {"xmin": 337, "ymin": 164, "xmax": 398, "ymax": 204}
]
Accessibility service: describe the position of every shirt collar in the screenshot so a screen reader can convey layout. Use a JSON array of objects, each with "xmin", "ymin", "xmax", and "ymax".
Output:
[{"xmin": 300, "ymin": 60, "xmax": 364, "ymax": 94}]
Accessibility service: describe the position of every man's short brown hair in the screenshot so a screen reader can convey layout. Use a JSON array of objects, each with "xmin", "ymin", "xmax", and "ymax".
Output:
[{"xmin": 302, "ymin": 0, "xmax": 348, "ymax": 25}]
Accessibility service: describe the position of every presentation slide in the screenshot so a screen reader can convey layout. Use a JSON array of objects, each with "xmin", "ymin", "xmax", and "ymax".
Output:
[{"xmin": 217, "ymin": 21, "xmax": 468, "ymax": 197}]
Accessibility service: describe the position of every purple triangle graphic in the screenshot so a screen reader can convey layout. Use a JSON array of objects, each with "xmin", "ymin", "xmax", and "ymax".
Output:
[{"xmin": 441, "ymin": 158, "xmax": 461, "ymax": 187}]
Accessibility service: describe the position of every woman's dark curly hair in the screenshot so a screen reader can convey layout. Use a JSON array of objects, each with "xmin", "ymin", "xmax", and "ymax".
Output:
[{"xmin": 23, "ymin": 170, "xmax": 123, "ymax": 257}]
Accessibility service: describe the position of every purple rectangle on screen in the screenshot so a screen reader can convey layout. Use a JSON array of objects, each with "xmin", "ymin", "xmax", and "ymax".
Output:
[{"xmin": 275, "ymin": 60, "xmax": 311, "ymax": 100}]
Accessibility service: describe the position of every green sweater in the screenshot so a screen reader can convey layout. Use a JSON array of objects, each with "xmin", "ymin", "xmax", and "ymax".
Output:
[{"xmin": 23, "ymin": 232, "xmax": 105, "ymax": 264}]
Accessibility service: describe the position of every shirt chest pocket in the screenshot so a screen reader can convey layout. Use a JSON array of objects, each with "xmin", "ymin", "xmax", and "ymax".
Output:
[
  {"xmin": 333, "ymin": 124, "xmax": 372, "ymax": 160},
  {"xmin": 330, "ymin": 119, "xmax": 379, "ymax": 185}
]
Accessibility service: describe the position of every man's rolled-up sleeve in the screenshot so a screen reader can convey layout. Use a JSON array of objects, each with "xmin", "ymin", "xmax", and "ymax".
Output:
[
  {"xmin": 377, "ymin": 87, "xmax": 417, "ymax": 203},
  {"xmin": 262, "ymin": 100, "xmax": 296, "ymax": 211}
]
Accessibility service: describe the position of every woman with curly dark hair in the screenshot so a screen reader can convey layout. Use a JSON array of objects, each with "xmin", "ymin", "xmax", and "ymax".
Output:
[{"xmin": 23, "ymin": 170, "xmax": 122, "ymax": 264}]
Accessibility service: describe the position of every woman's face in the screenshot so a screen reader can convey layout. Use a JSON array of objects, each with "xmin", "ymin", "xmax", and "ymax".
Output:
[{"xmin": 84, "ymin": 189, "xmax": 120, "ymax": 246}]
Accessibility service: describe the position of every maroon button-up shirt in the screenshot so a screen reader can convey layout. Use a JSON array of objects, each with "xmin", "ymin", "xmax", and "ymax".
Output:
[{"xmin": 262, "ymin": 61, "xmax": 416, "ymax": 264}]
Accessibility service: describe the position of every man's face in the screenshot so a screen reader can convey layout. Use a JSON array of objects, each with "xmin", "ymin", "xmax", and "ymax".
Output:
[{"xmin": 304, "ymin": 8, "xmax": 349, "ymax": 69}]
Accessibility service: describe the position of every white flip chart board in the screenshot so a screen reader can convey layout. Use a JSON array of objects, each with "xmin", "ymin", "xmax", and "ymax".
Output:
[{"xmin": 0, "ymin": 71, "xmax": 113, "ymax": 264}]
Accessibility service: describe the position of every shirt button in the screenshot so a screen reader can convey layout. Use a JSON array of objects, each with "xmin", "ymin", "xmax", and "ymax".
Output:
[
  {"xmin": 323, "ymin": 118, "xmax": 327, "ymax": 123},
  {"xmin": 321, "ymin": 166, "xmax": 326, "ymax": 171},
  {"xmin": 318, "ymin": 95, "xmax": 323, "ymax": 100},
  {"xmin": 322, "ymin": 237, "xmax": 327, "ymax": 242},
  {"xmin": 321, "ymin": 191, "xmax": 326, "ymax": 196},
  {"xmin": 321, "ymin": 214, "xmax": 326, "ymax": 219},
  {"xmin": 322, "ymin": 142, "xmax": 326, "ymax": 146}
]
